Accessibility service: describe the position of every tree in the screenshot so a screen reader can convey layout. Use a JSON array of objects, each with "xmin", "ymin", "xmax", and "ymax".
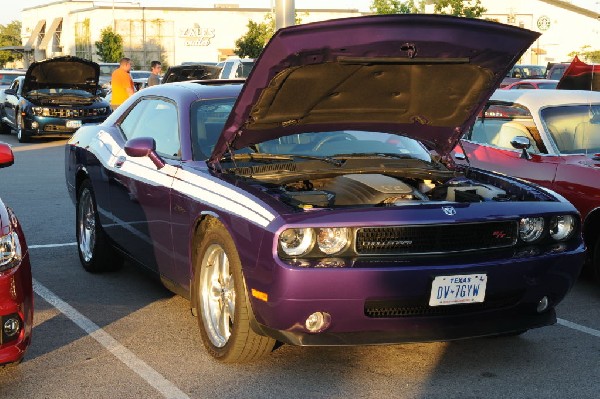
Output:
[
  {"xmin": 568, "ymin": 45, "xmax": 600, "ymax": 63},
  {"xmin": 432, "ymin": 0, "xmax": 486, "ymax": 18},
  {"xmin": 234, "ymin": 12, "xmax": 306, "ymax": 58},
  {"xmin": 370, "ymin": 0, "xmax": 421, "ymax": 14},
  {"xmin": 234, "ymin": 20, "xmax": 271, "ymax": 59},
  {"xmin": 0, "ymin": 21, "xmax": 22, "ymax": 67},
  {"xmin": 95, "ymin": 27, "xmax": 124, "ymax": 62}
]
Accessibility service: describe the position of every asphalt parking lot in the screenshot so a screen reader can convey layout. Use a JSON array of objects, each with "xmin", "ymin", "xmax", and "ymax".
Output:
[{"xmin": 0, "ymin": 134, "xmax": 599, "ymax": 399}]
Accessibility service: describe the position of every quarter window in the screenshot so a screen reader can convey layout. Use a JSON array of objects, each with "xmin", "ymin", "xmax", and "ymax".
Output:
[{"xmin": 119, "ymin": 98, "xmax": 180, "ymax": 158}]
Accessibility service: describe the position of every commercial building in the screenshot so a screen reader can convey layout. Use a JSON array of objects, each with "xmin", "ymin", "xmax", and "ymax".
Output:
[{"xmin": 14, "ymin": 0, "xmax": 600, "ymax": 68}]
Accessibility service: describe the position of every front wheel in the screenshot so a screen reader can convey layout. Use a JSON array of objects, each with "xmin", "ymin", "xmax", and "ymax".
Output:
[
  {"xmin": 76, "ymin": 179, "xmax": 123, "ymax": 273},
  {"xmin": 193, "ymin": 219, "xmax": 276, "ymax": 362},
  {"xmin": 16, "ymin": 113, "xmax": 30, "ymax": 143}
]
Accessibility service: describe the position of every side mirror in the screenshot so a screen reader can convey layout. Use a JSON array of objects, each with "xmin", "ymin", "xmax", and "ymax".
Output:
[
  {"xmin": 4, "ymin": 89, "xmax": 15, "ymax": 95},
  {"xmin": 510, "ymin": 136, "xmax": 531, "ymax": 159},
  {"xmin": 124, "ymin": 137, "xmax": 165, "ymax": 169},
  {"xmin": 0, "ymin": 143, "xmax": 14, "ymax": 168}
]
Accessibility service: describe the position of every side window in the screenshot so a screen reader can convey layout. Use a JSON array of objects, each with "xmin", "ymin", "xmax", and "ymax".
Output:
[
  {"xmin": 10, "ymin": 78, "xmax": 19, "ymax": 92},
  {"xmin": 515, "ymin": 83, "xmax": 535, "ymax": 89},
  {"xmin": 119, "ymin": 98, "xmax": 180, "ymax": 158}
]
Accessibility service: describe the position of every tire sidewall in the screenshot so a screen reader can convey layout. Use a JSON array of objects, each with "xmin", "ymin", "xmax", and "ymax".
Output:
[{"xmin": 76, "ymin": 180, "xmax": 99, "ymax": 271}]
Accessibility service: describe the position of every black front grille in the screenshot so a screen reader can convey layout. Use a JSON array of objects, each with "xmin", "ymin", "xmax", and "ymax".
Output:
[
  {"xmin": 45, "ymin": 108, "xmax": 104, "ymax": 118},
  {"xmin": 365, "ymin": 291, "xmax": 523, "ymax": 318},
  {"xmin": 355, "ymin": 221, "xmax": 518, "ymax": 255}
]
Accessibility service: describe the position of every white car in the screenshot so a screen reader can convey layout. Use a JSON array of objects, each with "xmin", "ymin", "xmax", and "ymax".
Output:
[{"xmin": 216, "ymin": 57, "xmax": 254, "ymax": 79}]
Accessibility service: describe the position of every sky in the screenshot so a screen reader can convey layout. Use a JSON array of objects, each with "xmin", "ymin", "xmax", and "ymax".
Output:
[{"xmin": 1, "ymin": 0, "xmax": 599, "ymax": 26}]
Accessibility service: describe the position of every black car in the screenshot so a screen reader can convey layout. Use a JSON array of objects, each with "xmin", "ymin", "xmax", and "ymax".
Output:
[{"xmin": 0, "ymin": 56, "xmax": 111, "ymax": 142}]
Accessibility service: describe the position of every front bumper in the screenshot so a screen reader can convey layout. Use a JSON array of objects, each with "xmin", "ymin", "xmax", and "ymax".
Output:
[
  {"xmin": 0, "ymin": 252, "xmax": 33, "ymax": 365},
  {"xmin": 248, "ymin": 245, "xmax": 584, "ymax": 346},
  {"xmin": 24, "ymin": 114, "xmax": 108, "ymax": 136}
]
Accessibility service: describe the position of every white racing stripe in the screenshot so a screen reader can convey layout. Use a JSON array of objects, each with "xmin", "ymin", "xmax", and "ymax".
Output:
[
  {"xmin": 557, "ymin": 318, "xmax": 600, "ymax": 338},
  {"xmin": 33, "ymin": 279, "xmax": 191, "ymax": 399},
  {"xmin": 29, "ymin": 242, "xmax": 77, "ymax": 249}
]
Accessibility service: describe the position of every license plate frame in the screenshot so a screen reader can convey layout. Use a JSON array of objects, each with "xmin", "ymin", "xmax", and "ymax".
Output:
[
  {"xmin": 429, "ymin": 274, "xmax": 487, "ymax": 306},
  {"xmin": 66, "ymin": 120, "xmax": 82, "ymax": 129}
]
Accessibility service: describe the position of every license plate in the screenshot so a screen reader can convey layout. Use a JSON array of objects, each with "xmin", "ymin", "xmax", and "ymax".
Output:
[
  {"xmin": 66, "ymin": 120, "xmax": 82, "ymax": 128},
  {"xmin": 429, "ymin": 274, "xmax": 487, "ymax": 306}
]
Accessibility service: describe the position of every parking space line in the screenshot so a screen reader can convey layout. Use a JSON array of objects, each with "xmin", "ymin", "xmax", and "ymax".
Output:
[
  {"xmin": 29, "ymin": 242, "xmax": 77, "ymax": 249},
  {"xmin": 557, "ymin": 318, "xmax": 600, "ymax": 338},
  {"xmin": 33, "ymin": 279, "xmax": 190, "ymax": 399}
]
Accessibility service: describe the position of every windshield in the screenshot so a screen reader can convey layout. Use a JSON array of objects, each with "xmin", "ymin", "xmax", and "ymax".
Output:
[
  {"xmin": 191, "ymin": 98, "xmax": 432, "ymax": 162},
  {"xmin": 99, "ymin": 64, "xmax": 119, "ymax": 76},
  {"xmin": 542, "ymin": 104, "xmax": 600, "ymax": 155}
]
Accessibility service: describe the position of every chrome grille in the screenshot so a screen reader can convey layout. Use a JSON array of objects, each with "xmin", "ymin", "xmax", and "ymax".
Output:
[{"xmin": 355, "ymin": 221, "xmax": 518, "ymax": 255}]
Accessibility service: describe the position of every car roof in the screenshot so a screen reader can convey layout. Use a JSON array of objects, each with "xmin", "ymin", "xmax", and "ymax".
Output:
[{"xmin": 490, "ymin": 89, "xmax": 600, "ymax": 108}]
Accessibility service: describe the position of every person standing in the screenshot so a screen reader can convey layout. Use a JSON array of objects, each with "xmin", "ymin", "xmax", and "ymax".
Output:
[
  {"xmin": 110, "ymin": 57, "xmax": 135, "ymax": 110},
  {"xmin": 147, "ymin": 60, "xmax": 162, "ymax": 87}
]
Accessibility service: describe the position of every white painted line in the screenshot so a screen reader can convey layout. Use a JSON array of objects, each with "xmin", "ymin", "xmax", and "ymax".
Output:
[
  {"xmin": 557, "ymin": 318, "xmax": 600, "ymax": 338},
  {"xmin": 33, "ymin": 279, "xmax": 190, "ymax": 399},
  {"xmin": 29, "ymin": 242, "xmax": 77, "ymax": 249}
]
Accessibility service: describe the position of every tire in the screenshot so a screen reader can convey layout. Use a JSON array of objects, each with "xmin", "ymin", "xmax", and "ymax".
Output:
[
  {"xmin": 0, "ymin": 116, "xmax": 10, "ymax": 134},
  {"xmin": 193, "ymin": 219, "xmax": 276, "ymax": 362},
  {"xmin": 76, "ymin": 179, "xmax": 123, "ymax": 273},
  {"xmin": 589, "ymin": 238, "xmax": 600, "ymax": 284},
  {"xmin": 16, "ymin": 112, "xmax": 30, "ymax": 143}
]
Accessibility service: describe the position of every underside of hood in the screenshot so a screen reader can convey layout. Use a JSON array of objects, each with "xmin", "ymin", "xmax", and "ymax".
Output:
[
  {"xmin": 23, "ymin": 56, "xmax": 100, "ymax": 95},
  {"xmin": 209, "ymin": 14, "xmax": 539, "ymax": 164}
]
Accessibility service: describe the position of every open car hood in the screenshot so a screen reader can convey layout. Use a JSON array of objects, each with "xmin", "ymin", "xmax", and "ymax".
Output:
[
  {"xmin": 557, "ymin": 55, "xmax": 600, "ymax": 91},
  {"xmin": 23, "ymin": 56, "xmax": 100, "ymax": 95},
  {"xmin": 209, "ymin": 14, "xmax": 539, "ymax": 163}
]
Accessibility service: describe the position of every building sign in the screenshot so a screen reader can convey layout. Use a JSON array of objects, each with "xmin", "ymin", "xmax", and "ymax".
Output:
[
  {"xmin": 179, "ymin": 24, "xmax": 215, "ymax": 46},
  {"xmin": 537, "ymin": 16, "xmax": 551, "ymax": 31}
]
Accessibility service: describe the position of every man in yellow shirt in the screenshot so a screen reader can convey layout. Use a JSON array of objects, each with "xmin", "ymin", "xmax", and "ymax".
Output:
[{"xmin": 110, "ymin": 57, "xmax": 135, "ymax": 110}]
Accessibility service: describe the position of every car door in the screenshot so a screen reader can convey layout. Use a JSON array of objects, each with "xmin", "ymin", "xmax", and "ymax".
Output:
[
  {"xmin": 3, "ymin": 78, "xmax": 21, "ymax": 126},
  {"xmin": 456, "ymin": 105, "xmax": 560, "ymax": 186},
  {"xmin": 109, "ymin": 97, "xmax": 181, "ymax": 274}
]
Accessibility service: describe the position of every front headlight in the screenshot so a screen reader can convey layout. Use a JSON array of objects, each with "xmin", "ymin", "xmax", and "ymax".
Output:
[
  {"xmin": 549, "ymin": 215, "xmax": 575, "ymax": 241},
  {"xmin": 0, "ymin": 231, "xmax": 22, "ymax": 272},
  {"xmin": 279, "ymin": 228, "xmax": 314, "ymax": 256},
  {"xmin": 519, "ymin": 217, "xmax": 545, "ymax": 242},
  {"xmin": 317, "ymin": 228, "xmax": 350, "ymax": 255}
]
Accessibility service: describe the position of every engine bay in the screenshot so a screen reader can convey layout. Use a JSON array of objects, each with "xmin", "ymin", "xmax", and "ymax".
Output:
[{"xmin": 276, "ymin": 173, "xmax": 512, "ymax": 208}]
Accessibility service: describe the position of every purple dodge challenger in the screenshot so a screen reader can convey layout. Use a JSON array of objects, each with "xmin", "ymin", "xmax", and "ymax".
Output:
[{"xmin": 65, "ymin": 15, "xmax": 585, "ymax": 362}]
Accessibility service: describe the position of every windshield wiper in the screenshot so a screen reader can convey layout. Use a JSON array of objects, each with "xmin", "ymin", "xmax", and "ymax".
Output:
[{"xmin": 332, "ymin": 152, "xmax": 416, "ymax": 160}]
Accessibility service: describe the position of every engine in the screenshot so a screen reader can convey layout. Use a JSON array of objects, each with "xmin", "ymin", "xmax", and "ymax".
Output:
[{"xmin": 278, "ymin": 174, "xmax": 507, "ymax": 208}]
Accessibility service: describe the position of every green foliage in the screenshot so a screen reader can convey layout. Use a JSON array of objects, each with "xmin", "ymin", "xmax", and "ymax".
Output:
[
  {"xmin": 234, "ymin": 12, "xmax": 306, "ymax": 58},
  {"xmin": 370, "ymin": 0, "xmax": 421, "ymax": 14},
  {"xmin": 568, "ymin": 45, "xmax": 600, "ymax": 63},
  {"xmin": 94, "ymin": 27, "xmax": 124, "ymax": 62},
  {"xmin": 432, "ymin": 0, "xmax": 486, "ymax": 18},
  {"xmin": 370, "ymin": 0, "xmax": 485, "ymax": 17},
  {"xmin": 234, "ymin": 20, "xmax": 270, "ymax": 59},
  {"xmin": 0, "ymin": 21, "xmax": 22, "ymax": 67}
]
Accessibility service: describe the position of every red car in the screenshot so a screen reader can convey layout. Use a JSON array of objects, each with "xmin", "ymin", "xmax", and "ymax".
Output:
[
  {"xmin": 501, "ymin": 79, "xmax": 559, "ymax": 90},
  {"xmin": 556, "ymin": 55, "xmax": 600, "ymax": 91},
  {"xmin": 0, "ymin": 143, "xmax": 33, "ymax": 366},
  {"xmin": 456, "ymin": 89, "xmax": 600, "ymax": 282}
]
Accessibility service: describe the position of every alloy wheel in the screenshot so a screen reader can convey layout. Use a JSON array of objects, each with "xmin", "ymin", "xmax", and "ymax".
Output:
[{"xmin": 78, "ymin": 188, "xmax": 96, "ymax": 263}]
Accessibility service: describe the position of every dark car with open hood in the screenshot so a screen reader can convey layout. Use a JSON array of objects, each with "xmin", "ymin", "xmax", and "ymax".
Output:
[
  {"xmin": 65, "ymin": 15, "xmax": 585, "ymax": 363},
  {"xmin": 0, "ymin": 143, "xmax": 33, "ymax": 366},
  {"xmin": 0, "ymin": 56, "xmax": 111, "ymax": 142}
]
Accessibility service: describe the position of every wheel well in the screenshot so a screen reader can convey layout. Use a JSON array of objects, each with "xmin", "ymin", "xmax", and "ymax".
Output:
[
  {"xmin": 75, "ymin": 169, "xmax": 89, "ymax": 197},
  {"xmin": 583, "ymin": 208, "xmax": 600, "ymax": 254}
]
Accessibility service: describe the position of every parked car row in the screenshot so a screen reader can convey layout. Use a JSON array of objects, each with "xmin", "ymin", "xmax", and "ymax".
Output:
[{"xmin": 1, "ymin": 14, "xmax": 597, "ymax": 367}]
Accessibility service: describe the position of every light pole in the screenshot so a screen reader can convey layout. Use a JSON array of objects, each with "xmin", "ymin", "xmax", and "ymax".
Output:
[{"xmin": 275, "ymin": 0, "xmax": 295, "ymax": 31}]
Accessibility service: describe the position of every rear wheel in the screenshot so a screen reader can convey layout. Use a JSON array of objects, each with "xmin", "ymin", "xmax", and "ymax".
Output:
[
  {"xmin": 193, "ymin": 219, "xmax": 276, "ymax": 362},
  {"xmin": 16, "ymin": 113, "xmax": 30, "ymax": 143},
  {"xmin": 590, "ymin": 238, "xmax": 600, "ymax": 283},
  {"xmin": 76, "ymin": 179, "xmax": 123, "ymax": 272}
]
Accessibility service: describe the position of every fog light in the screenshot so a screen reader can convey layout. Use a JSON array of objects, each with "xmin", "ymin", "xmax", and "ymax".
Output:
[
  {"xmin": 537, "ymin": 296, "xmax": 549, "ymax": 313},
  {"xmin": 3, "ymin": 317, "xmax": 21, "ymax": 337},
  {"xmin": 305, "ymin": 311, "xmax": 331, "ymax": 333},
  {"xmin": 31, "ymin": 121, "xmax": 39, "ymax": 129}
]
